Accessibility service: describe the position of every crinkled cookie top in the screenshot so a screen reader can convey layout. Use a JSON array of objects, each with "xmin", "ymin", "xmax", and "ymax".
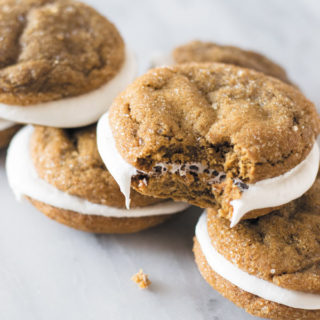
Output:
[
  {"xmin": 0, "ymin": 0, "xmax": 124, "ymax": 105},
  {"xmin": 109, "ymin": 63, "xmax": 319, "ymax": 183}
]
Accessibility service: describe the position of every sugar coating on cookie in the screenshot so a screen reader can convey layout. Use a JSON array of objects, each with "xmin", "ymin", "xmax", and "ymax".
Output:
[
  {"xmin": 172, "ymin": 40, "xmax": 291, "ymax": 84},
  {"xmin": 31, "ymin": 125, "xmax": 161, "ymax": 208},
  {"xmin": 0, "ymin": 0, "xmax": 124, "ymax": 105},
  {"xmin": 106, "ymin": 63, "xmax": 320, "ymax": 220},
  {"xmin": 206, "ymin": 172, "xmax": 320, "ymax": 293},
  {"xmin": 193, "ymin": 238, "xmax": 320, "ymax": 320},
  {"xmin": 194, "ymin": 175, "xmax": 320, "ymax": 318}
]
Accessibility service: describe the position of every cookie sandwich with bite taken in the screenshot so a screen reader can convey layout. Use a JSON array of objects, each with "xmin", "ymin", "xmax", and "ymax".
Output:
[{"xmin": 97, "ymin": 62, "xmax": 319, "ymax": 226}]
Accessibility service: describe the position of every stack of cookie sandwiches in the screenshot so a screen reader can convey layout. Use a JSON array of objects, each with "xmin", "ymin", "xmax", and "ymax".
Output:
[
  {"xmin": 3, "ymin": 0, "xmax": 320, "ymax": 316},
  {"xmin": 97, "ymin": 60, "xmax": 320, "ymax": 318},
  {"xmin": 5, "ymin": 0, "xmax": 189, "ymax": 233}
]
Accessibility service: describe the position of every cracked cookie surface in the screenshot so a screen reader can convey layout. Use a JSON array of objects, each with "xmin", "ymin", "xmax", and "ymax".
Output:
[
  {"xmin": 108, "ymin": 63, "xmax": 319, "ymax": 212},
  {"xmin": 31, "ymin": 125, "xmax": 162, "ymax": 208},
  {"xmin": 173, "ymin": 40, "xmax": 291, "ymax": 84},
  {"xmin": 0, "ymin": 0, "xmax": 124, "ymax": 105},
  {"xmin": 206, "ymin": 170, "xmax": 320, "ymax": 294}
]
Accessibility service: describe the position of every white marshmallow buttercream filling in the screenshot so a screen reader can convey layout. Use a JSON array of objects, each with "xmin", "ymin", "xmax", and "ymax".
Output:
[
  {"xmin": 230, "ymin": 143, "xmax": 319, "ymax": 227},
  {"xmin": 0, "ymin": 118, "xmax": 15, "ymax": 131},
  {"xmin": 6, "ymin": 126, "xmax": 189, "ymax": 217},
  {"xmin": 0, "ymin": 48, "xmax": 137, "ymax": 128},
  {"xmin": 97, "ymin": 111, "xmax": 319, "ymax": 223},
  {"xmin": 97, "ymin": 112, "xmax": 138, "ymax": 209},
  {"xmin": 196, "ymin": 212, "xmax": 320, "ymax": 310}
]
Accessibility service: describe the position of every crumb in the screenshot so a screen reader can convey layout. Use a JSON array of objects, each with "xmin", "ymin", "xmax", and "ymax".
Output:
[{"xmin": 131, "ymin": 269, "xmax": 151, "ymax": 289}]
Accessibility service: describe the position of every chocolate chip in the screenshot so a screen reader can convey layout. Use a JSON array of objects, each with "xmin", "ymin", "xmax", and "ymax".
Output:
[
  {"xmin": 189, "ymin": 165, "xmax": 198, "ymax": 171},
  {"xmin": 219, "ymin": 174, "xmax": 226, "ymax": 181},
  {"xmin": 204, "ymin": 169, "xmax": 210, "ymax": 174}
]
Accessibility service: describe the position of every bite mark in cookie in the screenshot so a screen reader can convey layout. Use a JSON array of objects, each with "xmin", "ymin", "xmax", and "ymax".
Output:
[{"xmin": 99, "ymin": 63, "xmax": 320, "ymax": 223}]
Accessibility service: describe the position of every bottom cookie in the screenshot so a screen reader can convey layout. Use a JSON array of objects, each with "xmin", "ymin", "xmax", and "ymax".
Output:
[
  {"xmin": 194, "ymin": 239, "xmax": 320, "ymax": 320},
  {"xmin": 28, "ymin": 197, "xmax": 173, "ymax": 233},
  {"xmin": 0, "ymin": 124, "xmax": 21, "ymax": 148}
]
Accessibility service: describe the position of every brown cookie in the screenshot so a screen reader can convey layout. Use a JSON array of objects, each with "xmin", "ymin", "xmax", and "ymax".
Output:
[
  {"xmin": 0, "ymin": 124, "xmax": 21, "ymax": 148},
  {"xmin": 193, "ymin": 172, "xmax": 320, "ymax": 319},
  {"xmin": 0, "ymin": 0, "xmax": 124, "ymax": 105},
  {"xmin": 107, "ymin": 63, "xmax": 319, "ymax": 220},
  {"xmin": 173, "ymin": 41, "xmax": 291, "ymax": 84},
  {"xmin": 6, "ymin": 125, "xmax": 188, "ymax": 234},
  {"xmin": 206, "ymin": 171, "xmax": 320, "ymax": 293},
  {"xmin": 193, "ymin": 239, "xmax": 320, "ymax": 320}
]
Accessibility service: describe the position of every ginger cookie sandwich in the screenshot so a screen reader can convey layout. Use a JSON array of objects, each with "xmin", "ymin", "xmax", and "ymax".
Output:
[
  {"xmin": 6, "ymin": 125, "xmax": 189, "ymax": 233},
  {"xmin": 0, "ymin": 119, "xmax": 20, "ymax": 148},
  {"xmin": 194, "ymin": 171, "xmax": 320, "ymax": 320},
  {"xmin": 97, "ymin": 63, "xmax": 320, "ymax": 226},
  {"xmin": 0, "ymin": 0, "xmax": 136, "ymax": 128},
  {"xmin": 151, "ymin": 40, "xmax": 291, "ymax": 84}
]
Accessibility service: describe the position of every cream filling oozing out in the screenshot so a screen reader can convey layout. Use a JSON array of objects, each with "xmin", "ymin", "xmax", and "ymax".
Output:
[
  {"xmin": 6, "ymin": 126, "xmax": 189, "ymax": 217},
  {"xmin": 0, "ymin": 47, "xmax": 137, "ymax": 128},
  {"xmin": 196, "ymin": 211, "xmax": 320, "ymax": 310},
  {"xmin": 0, "ymin": 118, "xmax": 15, "ymax": 131},
  {"xmin": 230, "ymin": 143, "xmax": 319, "ymax": 227},
  {"xmin": 97, "ymin": 112, "xmax": 228, "ymax": 209},
  {"xmin": 97, "ymin": 112, "xmax": 319, "ymax": 223}
]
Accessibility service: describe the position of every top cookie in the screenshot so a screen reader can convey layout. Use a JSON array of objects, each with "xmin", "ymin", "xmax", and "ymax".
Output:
[
  {"xmin": 30, "ymin": 125, "xmax": 161, "ymax": 209},
  {"xmin": 206, "ymin": 170, "xmax": 320, "ymax": 294},
  {"xmin": 108, "ymin": 63, "xmax": 319, "ymax": 211},
  {"xmin": 0, "ymin": 0, "xmax": 124, "ymax": 105},
  {"xmin": 173, "ymin": 41, "xmax": 291, "ymax": 84}
]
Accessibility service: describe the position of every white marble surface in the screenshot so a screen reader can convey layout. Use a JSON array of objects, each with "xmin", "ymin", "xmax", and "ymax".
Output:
[{"xmin": 1, "ymin": 0, "xmax": 320, "ymax": 319}]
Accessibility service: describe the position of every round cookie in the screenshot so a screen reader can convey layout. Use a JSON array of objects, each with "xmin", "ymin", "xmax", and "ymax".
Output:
[
  {"xmin": 0, "ymin": 122, "xmax": 21, "ymax": 148},
  {"xmin": 172, "ymin": 41, "xmax": 292, "ymax": 84},
  {"xmin": 99, "ymin": 62, "xmax": 320, "ymax": 224},
  {"xmin": 6, "ymin": 125, "xmax": 189, "ymax": 233},
  {"xmin": 0, "ymin": 0, "xmax": 136, "ymax": 127},
  {"xmin": 194, "ymin": 172, "xmax": 320, "ymax": 319}
]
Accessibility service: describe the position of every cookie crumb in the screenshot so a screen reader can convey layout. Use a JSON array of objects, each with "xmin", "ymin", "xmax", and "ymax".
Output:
[{"xmin": 131, "ymin": 269, "xmax": 151, "ymax": 289}]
